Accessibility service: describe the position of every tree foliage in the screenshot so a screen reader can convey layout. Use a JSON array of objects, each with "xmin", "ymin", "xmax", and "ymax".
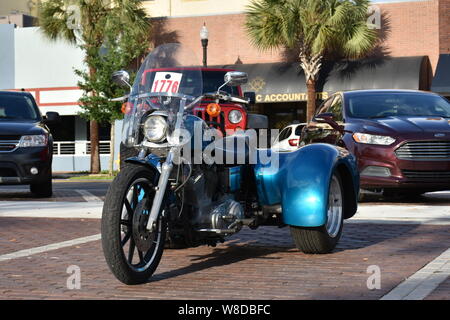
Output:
[
  {"xmin": 39, "ymin": 0, "xmax": 150, "ymax": 124},
  {"xmin": 246, "ymin": 0, "xmax": 377, "ymax": 60},
  {"xmin": 245, "ymin": 0, "xmax": 378, "ymax": 120}
]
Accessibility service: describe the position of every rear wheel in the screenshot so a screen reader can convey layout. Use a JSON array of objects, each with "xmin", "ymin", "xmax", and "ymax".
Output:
[
  {"xmin": 101, "ymin": 165, "xmax": 166, "ymax": 284},
  {"xmin": 290, "ymin": 172, "xmax": 344, "ymax": 254}
]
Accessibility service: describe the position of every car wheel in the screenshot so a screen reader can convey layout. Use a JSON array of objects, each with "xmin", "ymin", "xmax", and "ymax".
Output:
[{"xmin": 30, "ymin": 174, "xmax": 53, "ymax": 198}]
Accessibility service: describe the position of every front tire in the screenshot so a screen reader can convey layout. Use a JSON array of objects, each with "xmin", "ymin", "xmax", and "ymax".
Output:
[
  {"xmin": 290, "ymin": 172, "xmax": 344, "ymax": 254},
  {"xmin": 30, "ymin": 173, "xmax": 52, "ymax": 198},
  {"xmin": 101, "ymin": 165, "xmax": 167, "ymax": 284}
]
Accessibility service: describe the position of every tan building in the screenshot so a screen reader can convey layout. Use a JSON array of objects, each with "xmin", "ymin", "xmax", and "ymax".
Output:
[
  {"xmin": 0, "ymin": 0, "xmax": 39, "ymax": 16},
  {"xmin": 145, "ymin": 0, "xmax": 449, "ymax": 70},
  {"xmin": 143, "ymin": 0, "xmax": 450, "ymax": 127},
  {"xmin": 0, "ymin": 0, "xmax": 40, "ymax": 27},
  {"xmin": 142, "ymin": 0, "xmax": 251, "ymax": 17},
  {"xmin": 3, "ymin": 0, "xmax": 449, "ymax": 128}
]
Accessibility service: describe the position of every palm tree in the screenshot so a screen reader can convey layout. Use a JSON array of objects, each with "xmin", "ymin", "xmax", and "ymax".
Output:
[
  {"xmin": 38, "ymin": 0, "xmax": 149, "ymax": 173},
  {"xmin": 245, "ymin": 0, "xmax": 378, "ymax": 121}
]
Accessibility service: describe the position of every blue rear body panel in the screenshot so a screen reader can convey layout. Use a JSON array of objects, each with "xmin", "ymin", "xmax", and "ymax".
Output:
[{"xmin": 254, "ymin": 144, "xmax": 359, "ymax": 227}]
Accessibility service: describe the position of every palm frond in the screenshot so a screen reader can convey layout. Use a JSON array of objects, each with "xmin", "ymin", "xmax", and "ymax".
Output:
[
  {"xmin": 245, "ymin": 0, "xmax": 296, "ymax": 50},
  {"xmin": 38, "ymin": 0, "xmax": 77, "ymax": 43},
  {"xmin": 341, "ymin": 23, "xmax": 378, "ymax": 59}
]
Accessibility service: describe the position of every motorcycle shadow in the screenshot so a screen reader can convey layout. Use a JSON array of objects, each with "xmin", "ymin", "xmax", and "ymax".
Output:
[
  {"xmin": 149, "ymin": 240, "xmax": 295, "ymax": 283},
  {"xmin": 148, "ymin": 223, "xmax": 420, "ymax": 284}
]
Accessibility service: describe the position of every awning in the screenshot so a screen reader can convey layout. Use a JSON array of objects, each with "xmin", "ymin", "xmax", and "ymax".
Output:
[
  {"xmin": 431, "ymin": 54, "xmax": 450, "ymax": 96},
  {"xmin": 219, "ymin": 56, "xmax": 431, "ymax": 103}
]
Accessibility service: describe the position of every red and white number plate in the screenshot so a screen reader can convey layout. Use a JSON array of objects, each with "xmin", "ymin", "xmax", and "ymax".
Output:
[{"xmin": 151, "ymin": 72, "xmax": 183, "ymax": 94}]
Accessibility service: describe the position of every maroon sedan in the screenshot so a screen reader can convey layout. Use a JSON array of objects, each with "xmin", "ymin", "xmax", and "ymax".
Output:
[{"xmin": 302, "ymin": 89, "xmax": 450, "ymax": 196}]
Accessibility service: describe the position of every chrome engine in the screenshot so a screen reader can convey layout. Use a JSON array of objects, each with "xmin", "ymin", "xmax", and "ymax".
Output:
[
  {"xmin": 206, "ymin": 199, "xmax": 244, "ymax": 234},
  {"xmin": 181, "ymin": 166, "xmax": 245, "ymax": 236}
]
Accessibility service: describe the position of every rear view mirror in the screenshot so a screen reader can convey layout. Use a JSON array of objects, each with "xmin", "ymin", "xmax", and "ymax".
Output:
[
  {"xmin": 224, "ymin": 71, "xmax": 248, "ymax": 86},
  {"xmin": 314, "ymin": 112, "xmax": 343, "ymax": 132},
  {"xmin": 44, "ymin": 112, "xmax": 60, "ymax": 124},
  {"xmin": 112, "ymin": 70, "xmax": 131, "ymax": 89},
  {"xmin": 314, "ymin": 112, "xmax": 335, "ymax": 123}
]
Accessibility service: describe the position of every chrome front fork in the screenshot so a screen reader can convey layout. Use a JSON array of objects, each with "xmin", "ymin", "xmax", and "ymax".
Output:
[
  {"xmin": 145, "ymin": 150, "xmax": 174, "ymax": 231},
  {"xmin": 145, "ymin": 99, "xmax": 185, "ymax": 231}
]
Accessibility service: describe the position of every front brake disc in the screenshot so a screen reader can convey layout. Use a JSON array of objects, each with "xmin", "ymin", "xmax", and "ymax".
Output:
[{"xmin": 132, "ymin": 198, "xmax": 156, "ymax": 252}]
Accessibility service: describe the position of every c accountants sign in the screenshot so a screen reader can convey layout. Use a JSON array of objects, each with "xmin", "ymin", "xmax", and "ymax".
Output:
[
  {"xmin": 247, "ymin": 77, "xmax": 328, "ymax": 103},
  {"xmin": 256, "ymin": 92, "xmax": 329, "ymax": 103},
  {"xmin": 247, "ymin": 76, "xmax": 328, "ymax": 103},
  {"xmin": 222, "ymin": 57, "xmax": 430, "ymax": 104}
]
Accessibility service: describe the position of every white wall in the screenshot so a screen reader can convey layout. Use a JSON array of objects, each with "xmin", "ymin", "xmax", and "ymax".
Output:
[
  {"xmin": 0, "ymin": 24, "xmax": 15, "ymax": 89},
  {"xmin": 14, "ymin": 27, "xmax": 85, "ymax": 89},
  {"xmin": 53, "ymin": 155, "xmax": 112, "ymax": 172},
  {"xmin": 0, "ymin": 25, "xmax": 122, "ymax": 173}
]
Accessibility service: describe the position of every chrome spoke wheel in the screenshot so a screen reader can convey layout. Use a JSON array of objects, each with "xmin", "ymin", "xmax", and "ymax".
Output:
[
  {"xmin": 120, "ymin": 178, "xmax": 163, "ymax": 272},
  {"xmin": 102, "ymin": 166, "xmax": 167, "ymax": 284},
  {"xmin": 325, "ymin": 174, "xmax": 343, "ymax": 238}
]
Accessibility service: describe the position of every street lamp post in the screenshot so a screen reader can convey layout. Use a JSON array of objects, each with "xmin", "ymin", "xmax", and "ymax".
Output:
[{"xmin": 200, "ymin": 23, "xmax": 209, "ymax": 67}]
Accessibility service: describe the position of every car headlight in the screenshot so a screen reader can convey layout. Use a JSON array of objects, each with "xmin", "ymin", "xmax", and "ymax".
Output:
[
  {"xmin": 19, "ymin": 134, "xmax": 47, "ymax": 147},
  {"xmin": 353, "ymin": 133, "xmax": 395, "ymax": 145},
  {"xmin": 228, "ymin": 110, "xmax": 243, "ymax": 124},
  {"xmin": 143, "ymin": 115, "xmax": 167, "ymax": 142}
]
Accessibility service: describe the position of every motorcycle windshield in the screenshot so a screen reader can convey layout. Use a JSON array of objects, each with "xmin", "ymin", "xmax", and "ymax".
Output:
[{"xmin": 122, "ymin": 43, "xmax": 203, "ymax": 147}]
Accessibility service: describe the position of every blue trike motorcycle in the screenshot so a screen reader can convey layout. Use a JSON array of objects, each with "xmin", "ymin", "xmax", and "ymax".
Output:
[{"xmin": 101, "ymin": 44, "xmax": 359, "ymax": 285}]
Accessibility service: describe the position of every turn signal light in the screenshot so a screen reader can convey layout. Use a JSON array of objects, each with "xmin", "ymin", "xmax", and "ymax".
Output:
[
  {"xmin": 206, "ymin": 103, "xmax": 221, "ymax": 117},
  {"xmin": 121, "ymin": 102, "xmax": 132, "ymax": 114}
]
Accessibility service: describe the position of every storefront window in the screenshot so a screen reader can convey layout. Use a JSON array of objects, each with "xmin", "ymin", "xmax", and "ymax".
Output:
[{"xmin": 255, "ymin": 102, "xmax": 307, "ymax": 130}]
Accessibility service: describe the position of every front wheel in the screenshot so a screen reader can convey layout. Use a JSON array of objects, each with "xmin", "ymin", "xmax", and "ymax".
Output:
[
  {"xmin": 101, "ymin": 165, "xmax": 167, "ymax": 284},
  {"xmin": 290, "ymin": 172, "xmax": 344, "ymax": 254}
]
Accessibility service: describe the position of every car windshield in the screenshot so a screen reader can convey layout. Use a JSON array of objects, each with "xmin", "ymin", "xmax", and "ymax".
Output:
[
  {"xmin": 0, "ymin": 94, "xmax": 40, "ymax": 121},
  {"xmin": 140, "ymin": 70, "xmax": 238, "ymax": 96},
  {"xmin": 295, "ymin": 125, "xmax": 304, "ymax": 136},
  {"xmin": 122, "ymin": 43, "xmax": 203, "ymax": 147},
  {"xmin": 346, "ymin": 92, "xmax": 450, "ymax": 119},
  {"xmin": 201, "ymin": 71, "xmax": 239, "ymax": 95}
]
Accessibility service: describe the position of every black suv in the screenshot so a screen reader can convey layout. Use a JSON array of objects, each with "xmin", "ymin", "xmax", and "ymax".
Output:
[{"xmin": 0, "ymin": 91, "xmax": 59, "ymax": 197}]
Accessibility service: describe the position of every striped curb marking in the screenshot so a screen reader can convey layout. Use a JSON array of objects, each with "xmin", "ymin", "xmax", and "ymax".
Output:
[
  {"xmin": 0, "ymin": 234, "xmax": 101, "ymax": 262},
  {"xmin": 381, "ymin": 248, "xmax": 450, "ymax": 300}
]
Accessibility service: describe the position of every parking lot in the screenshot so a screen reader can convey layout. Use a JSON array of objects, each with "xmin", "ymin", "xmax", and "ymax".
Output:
[{"xmin": 0, "ymin": 180, "xmax": 449, "ymax": 300}]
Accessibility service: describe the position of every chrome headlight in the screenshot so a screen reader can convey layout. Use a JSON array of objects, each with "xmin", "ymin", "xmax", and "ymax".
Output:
[
  {"xmin": 19, "ymin": 134, "xmax": 47, "ymax": 147},
  {"xmin": 353, "ymin": 133, "xmax": 395, "ymax": 145},
  {"xmin": 143, "ymin": 115, "xmax": 167, "ymax": 142},
  {"xmin": 228, "ymin": 110, "xmax": 243, "ymax": 124}
]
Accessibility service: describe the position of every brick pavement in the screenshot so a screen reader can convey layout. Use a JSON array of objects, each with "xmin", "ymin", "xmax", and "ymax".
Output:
[
  {"xmin": 425, "ymin": 276, "xmax": 450, "ymax": 300},
  {"xmin": 0, "ymin": 218, "xmax": 100, "ymax": 255},
  {"xmin": 0, "ymin": 219, "xmax": 449, "ymax": 300}
]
